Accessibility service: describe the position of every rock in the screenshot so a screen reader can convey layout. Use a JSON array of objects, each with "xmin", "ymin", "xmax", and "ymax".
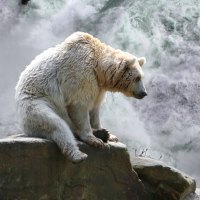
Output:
[
  {"xmin": 132, "ymin": 157, "xmax": 196, "ymax": 200},
  {"xmin": 184, "ymin": 188, "xmax": 200, "ymax": 200},
  {"xmin": 21, "ymin": 0, "xmax": 30, "ymax": 5},
  {"xmin": 0, "ymin": 135, "xmax": 146, "ymax": 200}
]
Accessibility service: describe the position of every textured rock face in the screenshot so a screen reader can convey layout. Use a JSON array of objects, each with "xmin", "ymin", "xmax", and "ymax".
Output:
[
  {"xmin": 132, "ymin": 157, "xmax": 196, "ymax": 200},
  {"xmin": 21, "ymin": 0, "xmax": 30, "ymax": 5},
  {"xmin": 185, "ymin": 188, "xmax": 200, "ymax": 200},
  {"xmin": 0, "ymin": 136, "xmax": 146, "ymax": 200}
]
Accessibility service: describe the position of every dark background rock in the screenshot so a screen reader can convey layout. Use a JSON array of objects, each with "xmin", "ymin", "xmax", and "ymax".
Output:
[
  {"xmin": 21, "ymin": 0, "xmax": 30, "ymax": 5},
  {"xmin": 132, "ymin": 157, "xmax": 196, "ymax": 200},
  {"xmin": 0, "ymin": 136, "xmax": 146, "ymax": 200}
]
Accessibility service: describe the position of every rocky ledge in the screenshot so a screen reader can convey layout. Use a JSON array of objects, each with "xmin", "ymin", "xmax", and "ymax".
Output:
[
  {"xmin": 0, "ymin": 136, "xmax": 145, "ymax": 200},
  {"xmin": 0, "ymin": 135, "xmax": 197, "ymax": 200}
]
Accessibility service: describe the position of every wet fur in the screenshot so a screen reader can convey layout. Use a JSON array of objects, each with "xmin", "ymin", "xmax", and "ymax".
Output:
[{"xmin": 15, "ymin": 32, "xmax": 145, "ymax": 162}]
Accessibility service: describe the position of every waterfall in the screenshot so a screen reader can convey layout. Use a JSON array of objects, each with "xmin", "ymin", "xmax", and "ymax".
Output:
[{"xmin": 0, "ymin": 0, "xmax": 200, "ymax": 187}]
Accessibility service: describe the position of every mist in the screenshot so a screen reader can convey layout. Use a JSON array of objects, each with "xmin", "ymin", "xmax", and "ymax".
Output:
[{"xmin": 0, "ymin": 0, "xmax": 200, "ymax": 187}]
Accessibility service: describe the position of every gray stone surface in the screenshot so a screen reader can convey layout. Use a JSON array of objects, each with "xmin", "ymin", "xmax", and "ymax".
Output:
[
  {"xmin": 0, "ymin": 136, "xmax": 146, "ymax": 200},
  {"xmin": 184, "ymin": 188, "xmax": 200, "ymax": 200},
  {"xmin": 132, "ymin": 157, "xmax": 196, "ymax": 200}
]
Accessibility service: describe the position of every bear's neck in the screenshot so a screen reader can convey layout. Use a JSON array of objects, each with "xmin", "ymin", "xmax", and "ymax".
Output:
[
  {"xmin": 92, "ymin": 39, "xmax": 124, "ymax": 92},
  {"xmin": 95, "ymin": 55, "xmax": 124, "ymax": 92}
]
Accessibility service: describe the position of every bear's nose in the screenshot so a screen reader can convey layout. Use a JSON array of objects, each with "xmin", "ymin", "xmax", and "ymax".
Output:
[
  {"xmin": 138, "ymin": 91, "xmax": 147, "ymax": 99},
  {"xmin": 141, "ymin": 91, "xmax": 147, "ymax": 97}
]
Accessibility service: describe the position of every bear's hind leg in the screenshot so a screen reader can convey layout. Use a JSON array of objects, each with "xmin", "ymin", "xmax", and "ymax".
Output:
[
  {"xmin": 51, "ymin": 129, "xmax": 88, "ymax": 163},
  {"xmin": 22, "ymin": 100, "xmax": 87, "ymax": 163}
]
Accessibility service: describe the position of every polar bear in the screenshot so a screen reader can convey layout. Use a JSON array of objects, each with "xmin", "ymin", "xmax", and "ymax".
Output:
[{"xmin": 15, "ymin": 32, "xmax": 147, "ymax": 163}]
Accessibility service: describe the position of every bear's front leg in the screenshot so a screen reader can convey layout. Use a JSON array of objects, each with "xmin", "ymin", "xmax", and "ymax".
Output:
[
  {"xmin": 90, "ymin": 107, "xmax": 119, "ymax": 142},
  {"xmin": 89, "ymin": 107, "xmax": 101, "ymax": 129},
  {"xmin": 68, "ymin": 105, "xmax": 105, "ymax": 148}
]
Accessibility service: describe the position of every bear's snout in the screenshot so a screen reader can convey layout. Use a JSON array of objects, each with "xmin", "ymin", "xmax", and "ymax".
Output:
[
  {"xmin": 134, "ymin": 91, "xmax": 147, "ymax": 99},
  {"xmin": 140, "ymin": 91, "xmax": 147, "ymax": 98}
]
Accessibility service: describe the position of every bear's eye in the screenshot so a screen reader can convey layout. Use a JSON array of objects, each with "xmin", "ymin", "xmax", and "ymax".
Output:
[
  {"xmin": 135, "ymin": 76, "xmax": 141, "ymax": 82},
  {"xmin": 124, "ymin": 61, "xmax": 129, "ymax": 70}
]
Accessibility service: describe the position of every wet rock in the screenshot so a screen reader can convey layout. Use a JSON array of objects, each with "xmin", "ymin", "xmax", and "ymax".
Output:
[
  {"xmin": 0, "ymin": 136, "xmax": 146, "ymax": 200},
  {"xmin": 132, "ymin": 157, "xmax": 196, "ymax": 200},
  {"xmin": 184, "ymin": 188, "xmax": 200, "ymax": 200},
  {"xmin": 21, "ymin": 0, "xmax": 30, "ymax": 5}
]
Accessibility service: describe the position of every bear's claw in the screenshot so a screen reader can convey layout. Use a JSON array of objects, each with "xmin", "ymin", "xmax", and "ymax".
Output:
[
  {"xmin": 66, "ymin": 150, "xmax": 88, "ymax": 163},
  {"xmin": 108, "ymin": 133, "xmax": 119, "ymax": 142}
]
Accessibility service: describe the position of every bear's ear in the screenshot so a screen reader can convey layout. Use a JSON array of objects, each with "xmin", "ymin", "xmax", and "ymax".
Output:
[{"xmin": 138, "ymin": 57, "xmax": 146, "ymax": 67}]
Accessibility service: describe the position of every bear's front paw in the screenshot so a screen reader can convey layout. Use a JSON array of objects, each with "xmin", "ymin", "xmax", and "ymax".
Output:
[
  {"xmin": 93, "ymin": 128, "xmax": 110, "ymax": 143},
  {"xmin": 93, "ymin": 129, "xmax": 119, "ymax": 143},
  {"xmin": 83, "ymin": 135, "xmax": 105, "ymax": 149}
]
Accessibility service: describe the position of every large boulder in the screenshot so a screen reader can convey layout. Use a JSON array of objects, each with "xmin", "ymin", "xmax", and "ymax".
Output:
[
  {"xmin": 132, "ymin": 157, "xmax": 196, "ymax": 200},
  {"xmin": 0, "ymin": 136, "xmax": 146, "ymax": 200}
]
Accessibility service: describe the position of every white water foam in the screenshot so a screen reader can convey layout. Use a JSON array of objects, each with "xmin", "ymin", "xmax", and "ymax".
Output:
[{"xmin": 0, "ymin": 0, "xmax": 200, "ymax": 189}]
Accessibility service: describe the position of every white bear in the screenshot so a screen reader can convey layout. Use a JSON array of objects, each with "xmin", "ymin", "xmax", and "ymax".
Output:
[{"xmin": 15, "ymin": 32, "xmax": 147, "ymax": 163}]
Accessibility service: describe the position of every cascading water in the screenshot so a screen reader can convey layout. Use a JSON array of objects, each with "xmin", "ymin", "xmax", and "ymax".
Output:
[{"xmin": 0, "ymin": 0, "xmax": 200, "ymax": 189}]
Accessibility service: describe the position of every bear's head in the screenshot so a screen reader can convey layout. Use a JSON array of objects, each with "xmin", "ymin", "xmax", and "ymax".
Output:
[
  {"xmin": 99, "ymin": 54, "xmax": 147, "ymax": 99},
  {"xmin": 119, "ymin": 56, "xmax": 147, "ymax": 99}
]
